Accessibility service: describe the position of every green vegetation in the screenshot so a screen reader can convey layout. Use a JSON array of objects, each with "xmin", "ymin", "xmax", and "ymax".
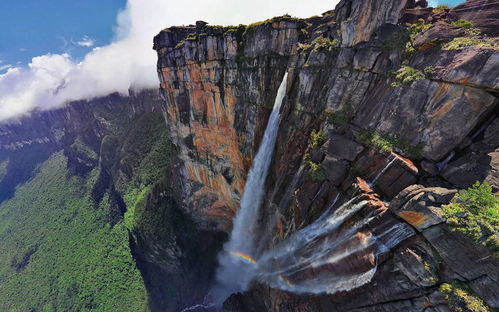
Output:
[
  {"xmin": 304, "ymin": 130, "xmax": 328, "ymax": 182},
  {"xmin": 297, "ymin": 43, "xmax": 312, "ymax": 52},
  {"xmin": 440, "ymin": 282, "xmax": 491, "ymax": 312},
  {"xmin": 408, "ymin": 19, "xmax": 432, "ymax": 40},
  {"xmin": 442, "ymin": 36, "xmax": 495, "ymax": 50},
  {"xmin": 70, "ymin": 137, "xmax": 98, "ymax": 160},
  {"xmin": 390, "ymin": 65, "xmax": 425, "ymax": 87},
  {"xmin": 423, "ymin": 260, "xmax": 431, "ymax": 272},
  {"xmin": 245, "ymin": 14, "xmax": 300, "ymax": 33},
  {"xmin": 174, "ymin": 40, "xmax": 185, "ymax": 49},
  {"xmin": 224, "ymin": 26, "xmax": 240, "ymax": 34},
  {"xmin": 110, "ymin": 113, "xmax": 174, "ymax": 231},
  {"xmin": 326, "ymin": 101, "xmax": 352, "ymax": 125},
  {"xmin": 322, "ymin": 10, "xmax": 335, "ymax": 17},
  {"xmin": 312, "ymin": 36, "xmax": 339, "ymax": 52},
  {"xmin": 304, "ymin": 152, "xmax": 327, "ymax": 183},
  {"xmin": 0, "ymin": 110, "xmax": 173, "ymax": 311},
  {"xmin": 309, "ymin": 161, "xmax": 327, "ymax": 182},
  {"xmin": 124, "ymin": 186, "xmax": 151, "ymax": 230},
  {"xmin": 443, "ymin": 22, "xmax": 497, "ymax": 50},
  {"xmin": 432, "ymin": 4, "xmax": 449, "ymax": 14},
  {"xmin": 0, "ymin": 153, "xmax": 148, "ymax": 311},
  {"xmin": 309, "ymin": 130, "xmax": 326, "ymax": 148},
  {"xmin": 424, "ymin": 65, "xmax": 435, "ymax": 75},
  {"xmin": 185, "ymin": 33, "xmax": 197, "ymax": 41},
  {"xmin": 442, "ymin": 182, "xmax": 499, "ymax": 256},
  {"xmin": 452, "ymin": 19, "xmax": 475, "ymax": 30},
  {"xmin": 405, "ymin": 18, "xmax": 432, "ymax": 55},
  {"xmin": 359, "ymin": 130, "xmax": 422, "ymax": 159}
]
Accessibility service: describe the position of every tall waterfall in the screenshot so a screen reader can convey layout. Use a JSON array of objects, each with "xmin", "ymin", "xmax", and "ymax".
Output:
[
  {"xmin": 212, "ymin": 73, "xmax": 288, "ymax": 303},
  {"xmin": 208, "ymin": 72, "xmax": 414, "ymax": 306}
]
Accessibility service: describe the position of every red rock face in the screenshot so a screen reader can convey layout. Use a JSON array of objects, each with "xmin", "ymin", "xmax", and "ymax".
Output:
[
  {"xmin": 154, "ymin": 0, "xmax": 499, "ymax": 309},
  {"xmin": 353, "ymin": 148, "xmax": 419, "ymax": 198}
]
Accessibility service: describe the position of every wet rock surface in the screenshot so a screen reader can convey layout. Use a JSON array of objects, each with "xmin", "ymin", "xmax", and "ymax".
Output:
[
  {"xmin": 152, "ymin": 0, "xmax": 498, "ymax": 310},
  {"xmin": 0, "ymin": 0, "xmax": 497, "ymax": 310}
]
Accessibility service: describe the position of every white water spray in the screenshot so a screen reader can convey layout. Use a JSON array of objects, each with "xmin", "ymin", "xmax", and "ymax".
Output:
[
  {"xmin": 208, "ymin": 73, "xmax": 414, "ymax": 304},
  {"xmin": 369, "ymin": 154, "xmax": 397, "ymax": 187},
  {"xmin": 253, "ymin": 197, "xmax": 413, "ymax": 295},
  {"xmin": 212, "ymin": 73, "xmax": 288, "ymax": 302}
]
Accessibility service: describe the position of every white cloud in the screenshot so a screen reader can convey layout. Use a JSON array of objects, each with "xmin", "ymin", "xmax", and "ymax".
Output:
[
  {"xmin": 0, "ymin": 0, "xmax": 339, "ymax": 123},
  {"xmin": 75, "ymin": 36, "xmax": 95, "ymax": 47},
  {"xmin": 0, "ymin": 64, "xmax": 12, "ymax": 71}
]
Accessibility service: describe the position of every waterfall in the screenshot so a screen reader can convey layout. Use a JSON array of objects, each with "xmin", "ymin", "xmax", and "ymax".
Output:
[
  {"xmin": 253, "ymin": 198, "xmax": 414, "ymax": 295},
  {"xmin": 211, "ymin": 73, "xmax": 288, "ymax": 303},
  {"xmin": 370, "ymin": 154, "xmax": 397, "ymax": 187},
  {"xmin": 436, "ymin": 151, "xmax": 455, "ymax": 172},
  {"xmin": 207, "ymin": 73, "xmax": 413, "ymax": 305}
]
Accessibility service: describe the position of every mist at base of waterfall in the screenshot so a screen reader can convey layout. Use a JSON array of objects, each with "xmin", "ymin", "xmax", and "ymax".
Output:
[
  {"xmin": 211, "ymin": 73, "xmax": 289, "ymax": 304},
  {"xmin": 209, "ymin": 72, "xmax": 414, "ymax": 305}
]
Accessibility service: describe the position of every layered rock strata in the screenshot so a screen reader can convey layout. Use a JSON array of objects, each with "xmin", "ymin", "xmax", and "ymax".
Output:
[{"xmin": 153, "ymin": 0, "xmax": 498, "ymax": 310}]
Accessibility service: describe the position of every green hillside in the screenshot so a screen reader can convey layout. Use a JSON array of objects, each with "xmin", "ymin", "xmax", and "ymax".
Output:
[{"xmin": 0, "ymin": 152, "xmax": 148, "ymax": 311}]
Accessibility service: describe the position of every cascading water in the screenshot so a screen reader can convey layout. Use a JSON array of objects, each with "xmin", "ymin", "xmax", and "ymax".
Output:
[
  {"xmin": 211, "ymin": 73, "xmax": 289, "ymax": 303},
  {"xmin": 369, "ymin": 154, "xmax": 397, "ymax": 188},
  {"xmin": 204, "ymin": 73, "xmax": 414, "ymax": 307},
  {"xmin": 253, "ymin": 197, "xmax": 413, "ymax": 295}
]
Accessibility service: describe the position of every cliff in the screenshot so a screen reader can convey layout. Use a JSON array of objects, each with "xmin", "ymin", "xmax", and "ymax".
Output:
[
  {"xmin": 154, "ymin": 0, "xmax": 498, "ymax": 311},
  {"xmin": 1, "ymin": 0, "xmax": 497, "ymax": 311}
]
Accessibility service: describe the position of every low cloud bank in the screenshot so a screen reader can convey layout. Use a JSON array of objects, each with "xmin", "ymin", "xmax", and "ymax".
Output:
[{"xmin": 0, "ymin": 0, "xmax": 336, "ymax": 123}]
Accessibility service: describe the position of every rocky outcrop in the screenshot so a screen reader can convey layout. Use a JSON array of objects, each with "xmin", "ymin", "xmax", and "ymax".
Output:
[
  {"xmin": 335, "ymin": 0, "xmax": 410, "ymax": 46},
  {"xmin": 450, "ymin": 0, "xmax": 499, "ymax": 36},
  {"xmin": 153, "ymin": 0, "xmax": 498, "ymax": 310},
  {"xmin": 0, "ymin": 0, "xmax": 496, "ymax": 310}
]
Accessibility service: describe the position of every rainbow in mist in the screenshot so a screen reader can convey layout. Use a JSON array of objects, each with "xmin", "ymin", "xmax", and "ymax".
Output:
[{"xmin": 229, "ymin": 251, "xmax": 257, "ymax": 265}]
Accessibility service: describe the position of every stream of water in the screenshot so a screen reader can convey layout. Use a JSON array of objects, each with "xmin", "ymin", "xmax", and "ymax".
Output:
[
  {"xmin": 211, "ymin": 73, "xmax": 288, "ymax": 303},
  {"xmin": 204, "ymin": 72, "xmax": 413, "ymax": 308}
]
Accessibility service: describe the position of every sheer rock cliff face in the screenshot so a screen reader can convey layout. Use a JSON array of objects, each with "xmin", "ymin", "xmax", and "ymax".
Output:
[{"xmin": 154, "ymin": 0, "xmax": 498, "ymax": 310}]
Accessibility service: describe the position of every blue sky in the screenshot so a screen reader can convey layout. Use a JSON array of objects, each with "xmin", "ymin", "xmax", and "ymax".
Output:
[
  {"xmin": 0, "ymin": 0, "xmax": 126, "ymax": 69},
  {"xmin": 0, "ymin": 0, "xmax": 468, "ymax": 123},
  {"xmin": 0, "ymin": 0, "xmax": 466, "ymax": 73},
  {"xmin": 429, "ymin": 0, "xmax": 465, "ymax": 7}
]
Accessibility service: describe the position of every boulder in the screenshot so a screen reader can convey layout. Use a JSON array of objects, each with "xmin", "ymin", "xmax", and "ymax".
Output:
[
  {"xmin": 422, "ymin": 224, "xmax": 499, "ymax": 281},
  {"xmin": 334, "ymin": 0, "xmax": 409, "ymax": 46},
  {"xmin": 322, "ymin": 155, "xmax": 350, "ymax": 186},
  {"xmin": 394, "ymin": 246, "xmax": 438, "ymax": 287},
  {"xmin": 469, "ymin": 275, "xmax": 499, "ymax": 308},
  {"xmin": 450, "ymin": 0, "xmax": 499, "ymax": 36},
  {"xmin": 413, "ymin": 22, "xmax": 465, "ymax": 50},
  {"xmin": 322, "ymin": 133, "xmax": 364, "ymax": 161},
  {"xmin": 353, "ymin": 148, "xmax": 419, "ymax": 198},
  {"xmin": 440, "ymin": 150, "xmax": 494, "ymax": 189},
  {"xmin": 483, "ymin": 117, "xmax": 499, "ymax": 148},
  {"xmin": 389, "ymin": 186, "xmax": 456, "ymax": 231}
]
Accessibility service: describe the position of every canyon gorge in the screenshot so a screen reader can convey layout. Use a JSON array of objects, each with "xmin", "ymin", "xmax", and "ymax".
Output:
[{"xmin": 0, "ymin": 0, "xmax": 498, "ymax": 311}]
